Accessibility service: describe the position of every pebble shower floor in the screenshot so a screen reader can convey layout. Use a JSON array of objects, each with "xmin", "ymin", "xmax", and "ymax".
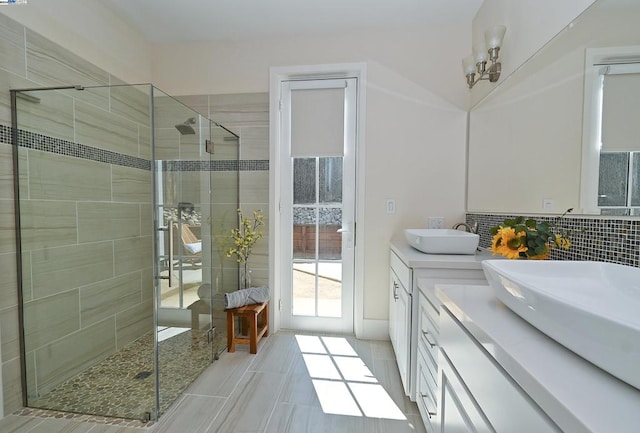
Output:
[{"xmin": 28, "ymin": 328, "xmax": 220, "ymax": 421}]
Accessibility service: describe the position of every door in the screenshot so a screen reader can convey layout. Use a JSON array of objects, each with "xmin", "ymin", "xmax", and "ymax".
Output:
[
  {"xmin": 151, "ymin": 89, "xmax": 217, "ymax": 417},
  {"xmin": 279, "ymin": 78, "xmax": 357, "ymax": 333}
]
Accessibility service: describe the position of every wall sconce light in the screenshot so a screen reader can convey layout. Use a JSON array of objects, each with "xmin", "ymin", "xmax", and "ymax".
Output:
[{"xmin": 462, "ymin": 25, "xmax": 507, "ymax": 89}]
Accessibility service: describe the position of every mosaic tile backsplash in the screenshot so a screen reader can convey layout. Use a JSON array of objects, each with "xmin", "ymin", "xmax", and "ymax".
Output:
[{"xmin": 467, "ymin": 213, "xmax": 640, "ymax": 268}]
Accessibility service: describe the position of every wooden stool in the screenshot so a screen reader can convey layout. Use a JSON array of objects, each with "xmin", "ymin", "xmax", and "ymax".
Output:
[
  {"xmin": 187, "ymin": 299, "xmax": 209, "ymax": 330},
  {"xmin": 226, "ymin": 301, "xmax": 269, "ymax": 354}
]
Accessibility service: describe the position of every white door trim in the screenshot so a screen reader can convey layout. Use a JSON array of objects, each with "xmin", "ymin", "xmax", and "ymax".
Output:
[{"xmin": 269, "ymin": 63, "xmax": 367, "ymax": 336}]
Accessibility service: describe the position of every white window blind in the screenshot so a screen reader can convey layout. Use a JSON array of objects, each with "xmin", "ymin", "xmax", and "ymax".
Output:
[
  {"xmin": 601, "ymin": 71, "xmax": 640, "ymax": 152},
  {"xmin": 291, "ymin": 86, "xmax": 345, "ymax": 157}
]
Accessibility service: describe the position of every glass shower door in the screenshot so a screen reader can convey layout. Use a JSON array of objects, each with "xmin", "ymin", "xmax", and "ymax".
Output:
[{"xmin": 152, "ymin": 89, "xmax": 214, "ymax": 417}]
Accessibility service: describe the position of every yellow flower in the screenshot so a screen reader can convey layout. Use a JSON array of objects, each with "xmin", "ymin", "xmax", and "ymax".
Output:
[
  {"xmin": 225, "ymin": 209, "xmax": 264, "ymax": 263},
  {"xmin": 491, "ymin": 226, "xmax": 528, "ymax": 259},
  {"xmin": 488, "ymin": 209, "xmax": 577, "ymax": 260},
  {"xmin": 554, "ymin": 233, "xmax": 571, "ymax": 250}
]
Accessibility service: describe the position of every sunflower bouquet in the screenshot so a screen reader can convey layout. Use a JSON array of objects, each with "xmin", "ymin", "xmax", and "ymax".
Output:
[{"xmin": 489, "ymin": 209, "xmax": 573, "ymax": 260}]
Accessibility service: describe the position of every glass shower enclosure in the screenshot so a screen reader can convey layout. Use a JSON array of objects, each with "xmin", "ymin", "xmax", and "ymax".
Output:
[{"xmin": 11, "ymin": 84, "xmax": 239, "ymax": 421}]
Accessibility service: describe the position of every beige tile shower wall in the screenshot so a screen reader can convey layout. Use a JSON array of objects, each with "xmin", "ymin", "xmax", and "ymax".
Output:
[
  {"xmin": 215, "ymin": 94, "xmax": 269, "ymax": 288},
  {"xmin": 0, "ymin": 12, "xmax": 154, "ymax": 413},
  {"xmin": 174, "ymin": 93, "xmax": 270, "ymax": 291}
]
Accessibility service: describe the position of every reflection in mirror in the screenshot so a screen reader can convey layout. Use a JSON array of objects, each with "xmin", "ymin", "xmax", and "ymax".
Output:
[
  {"xmin": 467, "ymin": 0, "xmax": 640, "ymax": 216},
  {"xmin": 583, "ymin": 59, "xmax": 640, "ymax": 215}
]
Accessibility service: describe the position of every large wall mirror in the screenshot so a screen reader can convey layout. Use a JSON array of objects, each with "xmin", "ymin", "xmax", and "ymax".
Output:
[{"xmin": 467, "ymin": 0, "xmax": 640, "ymax": 216}]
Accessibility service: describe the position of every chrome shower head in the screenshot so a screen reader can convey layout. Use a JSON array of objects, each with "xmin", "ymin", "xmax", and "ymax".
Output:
[{"xmin": 175, "ymin": 117, "xmax": 196, "ymax": 135}]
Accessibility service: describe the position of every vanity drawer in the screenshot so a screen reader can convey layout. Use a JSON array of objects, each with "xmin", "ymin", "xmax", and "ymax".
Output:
[
  {"xmin": 417, "ymin": 347, "xmax": 438, "ymax": 423},
  {"xmin": 390, "ymin": 251, "xmax": 412, "ymax": 290},
  {"xmin": 418, "ymin": 292, "xmax": 439, "ymax": 365},
  {"xmin": 418, "ymin": 341, "xmax": 438, "ymax": 390}
]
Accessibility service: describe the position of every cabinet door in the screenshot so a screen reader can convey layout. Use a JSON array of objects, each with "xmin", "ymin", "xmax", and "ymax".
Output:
[
  {"xmin": 389, "ymin": 271, "xmax": 398, "ymax": 349},
  {"xmin": 442, "ymin": 380, "xmax": 489, "ymax": 433},
  {"xmin": 391, "ymin": 274, "xmax": 412, "ymax": 395},
  {"xmin": 440, "ymin": 350, "xmax": 495, "ymax": 433}
]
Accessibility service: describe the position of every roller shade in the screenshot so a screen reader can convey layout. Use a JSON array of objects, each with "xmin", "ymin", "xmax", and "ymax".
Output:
[
  {"xmin": 291, "ymin": 86, "xmax": 345, "ymax": 157},
  {"xmin": 601, "ymin": 72, "xmax": 640, "ymax": 152}
]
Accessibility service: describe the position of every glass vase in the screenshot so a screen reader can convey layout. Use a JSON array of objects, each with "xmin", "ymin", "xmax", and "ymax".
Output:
[{"xmin": 240, "ymin": 264, "xmax": 252, "ymax": 290}]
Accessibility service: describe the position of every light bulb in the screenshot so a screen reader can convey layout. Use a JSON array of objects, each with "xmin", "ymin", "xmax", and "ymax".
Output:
[
  {"xmin": 484, "ymin": 25, "xmax": 506, "ymax": 49},
  {"xmin": 473, "ymin": 42, "xmax": 488, "ymax": 63},
  {"xmin": 462, "ymin": 55, "xmax": 476, "ymax": 76}
]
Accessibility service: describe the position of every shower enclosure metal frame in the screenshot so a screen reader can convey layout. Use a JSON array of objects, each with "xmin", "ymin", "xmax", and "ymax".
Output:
[{"xmin": 10, "ymin": 83, "xmax": 240, "ymax": 421}]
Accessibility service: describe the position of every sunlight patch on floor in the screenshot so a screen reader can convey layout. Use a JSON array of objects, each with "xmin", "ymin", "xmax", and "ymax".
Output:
[{"xmin": 295, "ymin": 334, "xmax": 406, "ymax": 420}]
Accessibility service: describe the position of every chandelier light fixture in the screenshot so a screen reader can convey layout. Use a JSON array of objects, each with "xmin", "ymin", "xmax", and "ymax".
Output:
[{"xmin": 462, "ymin": 25, "xmax": 507, "ymax": 89}]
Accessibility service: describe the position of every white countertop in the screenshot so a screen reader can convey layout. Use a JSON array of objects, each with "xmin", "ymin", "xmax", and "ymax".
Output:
[
  {"xmin": 437, "ymin": 284, "xmax": 640, "ymax": 433},
  {"xmin": 390, "ymin": 236, "xmax": 496, "ymax": 269}
]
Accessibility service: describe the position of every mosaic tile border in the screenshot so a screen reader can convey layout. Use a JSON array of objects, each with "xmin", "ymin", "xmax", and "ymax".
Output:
[
  {"xmin": 467, "ymin": 213, "xmax": 640, "ymax": 268},
  {"xmin": 163, "ymin": 159, "xmax": 269, "ymax": 172},
  {"xmin": 8, "ymin": 125, "xmax": 152, "ymax": 170},
  {"xmin": 13, "ymin": 407, "xmax": 153, "ymax": 429},
  {"xmin": 2, "ymin": 125, "xmax": 270, "ymax": 172}
]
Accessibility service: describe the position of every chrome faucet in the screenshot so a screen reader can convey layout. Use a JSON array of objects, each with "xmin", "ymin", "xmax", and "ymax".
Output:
[{"xmin": 452, "ymin": 221, "xmax": 479, "ymax": 234}]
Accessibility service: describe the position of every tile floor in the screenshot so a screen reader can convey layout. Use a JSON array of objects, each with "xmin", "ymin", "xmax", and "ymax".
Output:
[{"xmin": 0, "ymin": 331, "xmax": 426, "ymax": 433}]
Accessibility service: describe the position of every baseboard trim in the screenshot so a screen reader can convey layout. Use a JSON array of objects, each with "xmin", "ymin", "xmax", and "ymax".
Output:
[{"xmin": 356, "ymin": 319, "xmax": 389, "ymax": 340}]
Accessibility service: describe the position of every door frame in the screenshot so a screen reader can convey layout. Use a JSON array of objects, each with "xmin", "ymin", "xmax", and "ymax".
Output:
[
  {"xmin": 269, "ymin": 63, "xmax": 367, "ymax": 336},
  {"xmin": 279, "ymin": 78, "xmax": 356, "ymax": 333}
]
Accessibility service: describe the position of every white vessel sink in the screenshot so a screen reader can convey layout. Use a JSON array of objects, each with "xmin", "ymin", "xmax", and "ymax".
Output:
[
  {"xmin": 482, "ymin": 259, "xmax": 640, "ymax": 390},
  {"xmin": 404, "ymin": 229, "xmax": 479, "ymax": 255}
]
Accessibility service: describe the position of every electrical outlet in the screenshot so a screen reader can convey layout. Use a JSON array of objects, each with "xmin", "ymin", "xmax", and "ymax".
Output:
[
  {"xmin": 428, "ymin": 216, "xmax": 445, "ymax": 229},
  {"xmin": 543, "ymin": 199, "xmax": 554, "ymax": 211}
]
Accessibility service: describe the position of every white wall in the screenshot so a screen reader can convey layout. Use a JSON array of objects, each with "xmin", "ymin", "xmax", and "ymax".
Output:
[
  {"xmin": 2, "ymin": 0, "xmax": 152, "ymax": 83},
  {"xmin": 363, "ymin": 61, "xmax": 467, "ymax": 321},
  {"xmin": 153, "ymin": 25, "xmax": 470, "ymax": 332},
  {"xmin": 470, "ymin": 0, "xmax": 596, "ymax": 106},
  {"xmin": 152, "ymin": 25, "xmax": 471, "ymax": 110}
]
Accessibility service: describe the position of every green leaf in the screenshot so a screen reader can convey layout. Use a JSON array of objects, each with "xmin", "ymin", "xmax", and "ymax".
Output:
[
  {"xmin": 514, "ymin": 224, "xmax": 527, "ymax": 233},
  {"xmin": 503, "ymin": 218, "xmax": 516, "ymax": 226},
  {"xmin": 534, "ymin": 245, "xmax": 547, "ymax": 255}
]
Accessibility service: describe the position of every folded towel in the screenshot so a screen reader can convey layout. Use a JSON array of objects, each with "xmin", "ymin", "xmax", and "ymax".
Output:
[{"xmin": 225, "ymin": 286, "xmax": 270, "ymax": 309}]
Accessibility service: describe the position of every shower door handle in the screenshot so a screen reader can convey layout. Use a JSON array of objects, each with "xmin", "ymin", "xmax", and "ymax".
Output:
[{"xmin": 168, "ymin": 223, "xmax": 174, "ymax": 287}]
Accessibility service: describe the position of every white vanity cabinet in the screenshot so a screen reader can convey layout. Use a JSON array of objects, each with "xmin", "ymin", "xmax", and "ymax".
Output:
[
  {"xmin": 389, "ymin": 239, "xmax": 490, "ymax": 410},
  {"xmin": 433, "ymin": 284, "xmax": 640, "ymax": 433}
]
